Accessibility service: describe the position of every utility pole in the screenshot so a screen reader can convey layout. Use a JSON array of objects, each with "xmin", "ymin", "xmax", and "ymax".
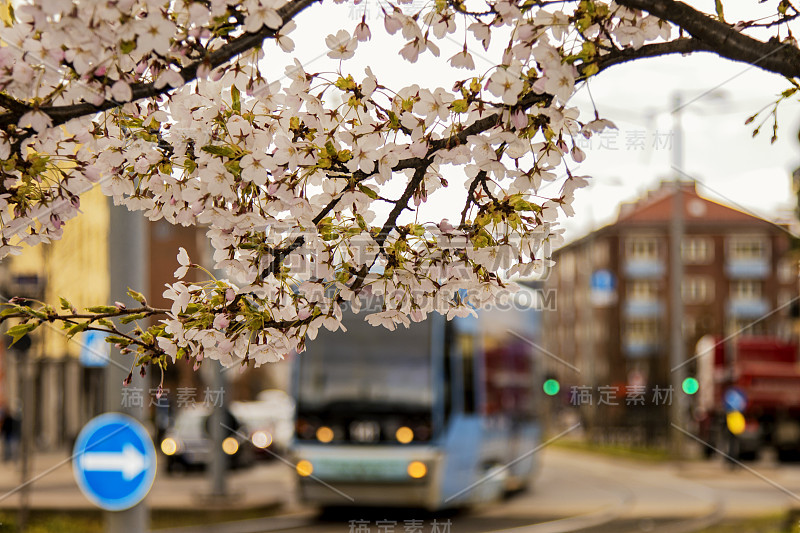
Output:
[
  {"xmin": 669, "ymin": 93, "xmax": 687, "ymax": 458},
  {"xmin": 202, "ymin": 241, "xmax": 228, "ymax": 500},
  {"xmin": 16, "ymin": 340, "xmax": 33, "ymax": 533},
  {"xmin": 15, "ymin": 277, "xmax": 43, "ymax": 533},
  {"xmin": 203, "ymin": 362, "xmax": 228, "ymax": 499},
  {"xmin": 105, "ymin": 201, "xmax": 149, "ymax": 533}
]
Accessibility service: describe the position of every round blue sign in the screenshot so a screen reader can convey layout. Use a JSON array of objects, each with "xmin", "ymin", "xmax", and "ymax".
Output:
[
  {"xmin": 723, "ymin": 387, "xmax": 748, "ymax": 413},
  {"xmin": 72, "ymin": 413, "xmax": 157, "ymax": 511}
]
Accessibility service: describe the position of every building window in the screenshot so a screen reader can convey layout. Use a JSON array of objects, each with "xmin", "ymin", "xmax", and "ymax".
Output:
[
  {"xmin": 625, "ymin": 319, "xmax": 660, "ymax": 344},
  {"xmin": 731, "ymin": 280, "xmax": 762, "ymax": 300},
  {"xmin": 592, "ymin": 240, "xmax": 609, "ymax": 267},
  {"xmin": 778, "ymin": 258, "xmax": 796, "ymax": 284},
  {"xmin": 560, "ymin": 252, "xmax": 576, "ymax": 283},
  {"xmin": 628, "ymin": 280, "xmax": 658, "ymax": 301},
  {"xmin": 729, "ymin": 319, "xmax": 766, "ymax": 336},
  {"xmin": 683, "ymin": 316, "xmax": 696, "ymax": 337},
  {"xmin": 626, "ymin": 237, "xmax": 659, "ymax": 261},
  {"xmin": 682, "ymin": 237, "xmax": 713, "ymax": 264},
  {"xmin": 683, "ymin": 276, "xmax": 713, "ymax": 304},
  {"xmin": 728, "ymin": 236, "xmax": 767, "ymax": 261},
  {"xmin": 779, "ymin": 289, "xmax": 794, "ymax": 308}
]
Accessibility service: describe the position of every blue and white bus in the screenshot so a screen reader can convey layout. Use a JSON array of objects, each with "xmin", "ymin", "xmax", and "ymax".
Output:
[{"xmin": 290, "ymin": 303, "xmax": 542, "ymax": 509}]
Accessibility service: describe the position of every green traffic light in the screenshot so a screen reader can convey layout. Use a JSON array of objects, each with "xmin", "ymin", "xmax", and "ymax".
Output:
[
  {"xmin": 682, "ymin": 377, "xmax": 699, "ymax": 395},
  {"xmin": 543, "ymin": 379, "xmax": 560, "ymax": 396}
]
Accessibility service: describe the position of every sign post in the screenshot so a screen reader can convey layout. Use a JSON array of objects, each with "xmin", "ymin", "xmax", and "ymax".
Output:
[{"xmin": 106, "ymin": 200, "xmax": 149, "ymax": 532}]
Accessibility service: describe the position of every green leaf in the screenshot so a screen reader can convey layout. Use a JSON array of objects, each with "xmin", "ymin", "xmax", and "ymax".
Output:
[
  {"xmin": 86, "ymin": 305, "xmax": 119, "ymax": 314},
  {"xmin": 358, "ymin": 184, "xmax": 379, "ymax": 200},
  {"xmin": 20, "ymin": 307, "xmax": 46, "ymax": 320},
  {"xmin": 120, "ymin": 40, "xmax": 136, "ymax": 55},
  {"xmin": 451, "ymin": 99, "xmax": 469, "ymax": 113},
  {"xmin": 231, "ymin": 85, "xmax": 241, "ymax": 112},
  {"xmin": 120, "ymin": 313, "xmax": 147, "ymax": 324},
  {"xmin": 582, "ymin": 63, "xmax": 599, "ymax": 77},
  {"xmin": 0, "ymin": 307, "xmax": 20, "ymax": 318},
  {"xmin": 334, "ymin": 75, "xmax": 357, "ymax": 91},
  {"xmin": 126, "ymin": 288, "xmax": 147, "ymax": 305},
  {"xmin": 337, "ymin": 149, "xmax": 352, "ymax": 163},
  {"xmin": 387, "ymin": 111, "xmax": 400, "ymax": 130},
  {"xmin": 715, "ymin": 0, "xmax": 725, "ymax": 22},
  {"xmin": 224, "ymin": 160, "xmax": 241, "ymax": 176},
  {"xmin": 201, "ymin": 145, "xmax": 237, "ymax": 158},
  {"xmin": 66, "ymin": 322, "xmax": 90, "ymax": 338},
  {"xmin": 325, "ymin": 141, "xmax": 338, "ymax": 157},
  {"xmin": 6, "ymin": 323, "xmax": 37, "ymax": 346},
  {"xmin": 59, "ymin": 297, "xmax": 73, "ymax": 311}
]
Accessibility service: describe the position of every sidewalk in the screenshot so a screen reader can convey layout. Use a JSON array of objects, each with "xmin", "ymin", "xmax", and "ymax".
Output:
[{"xmin": 0, "ymin": 452, "xmax": 294, "ymax": 511}]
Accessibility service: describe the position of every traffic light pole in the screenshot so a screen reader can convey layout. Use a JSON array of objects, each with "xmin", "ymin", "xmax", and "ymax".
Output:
[
  {"xmin": 670, "ymin": 93, "xmax": 687, "ymax": 459},
  {"xmin": 106, "ymin": 201, "xmax": 149, "ymax": 533}
]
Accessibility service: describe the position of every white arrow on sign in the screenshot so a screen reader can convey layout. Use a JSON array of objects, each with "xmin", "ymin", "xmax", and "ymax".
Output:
[{"xmin": 80, "ymin": 443, "xmax": 149, "ymax": 480}]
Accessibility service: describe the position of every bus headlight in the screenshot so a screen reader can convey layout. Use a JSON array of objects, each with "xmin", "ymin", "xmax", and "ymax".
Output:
[
  {"xmin": 252, "ymin": 431, "xmax": 272, "ymax": 449},
  {"xmin": 395, "ymin": 426, "xmax": 414, "ymax": 444},
  {"xmin": 222, "ymin": 437, "xmax": 239, "ymax": 455},
  {"xmin": 160, "ymin": 438, "xmax": 178, "ymax": 456},
  {"xmin": 296, "ymin": 460, "xmax": 313, "ymax": 477},
  {"xmin": 407, "ymin": 461, "xmax": 427, "ymax": 479},
  {"xmin": 316, "ymin": 426, "xmax": 334, "ymax": 443}
]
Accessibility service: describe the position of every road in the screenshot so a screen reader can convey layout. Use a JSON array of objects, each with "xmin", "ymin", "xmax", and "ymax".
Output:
[
  {"xmin": 3, "ymin": 443, "xmax": 800, "ymax": 532},
  {"xmin": 155, "ymin": 446, "xmax": 800, "ymax": 533}
]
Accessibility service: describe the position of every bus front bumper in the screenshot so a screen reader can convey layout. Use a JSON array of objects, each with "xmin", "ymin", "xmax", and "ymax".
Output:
[{"xmin": 292, "ymin": 444, "xmax": 443, "ymax": 509}]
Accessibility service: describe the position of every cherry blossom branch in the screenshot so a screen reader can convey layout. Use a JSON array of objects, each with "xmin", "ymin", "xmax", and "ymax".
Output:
[
  {"xmin": 0, "ymin": 0, "xmax": 322, "ymax": 130},
  {"xmin": 0, "ymin": 305, "xmax": 168, "ymax": 325},
  {"xmin": 616, "ymin": 0, "xmax": 800, "ymax": 79},
  {"xmin": 343, "ymin": 161, "xmax": 433, "ymax": 295}
]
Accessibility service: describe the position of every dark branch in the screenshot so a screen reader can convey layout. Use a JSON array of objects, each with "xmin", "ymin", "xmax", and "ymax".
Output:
[
  {"xmin": 376, "ymin": 161, "xmax": 432, "ymax": 248},
  {"xmin": 0, "ymin": 93, "xmax": 30, "ymax": 114},
  {"xmin": 591, "ymin": 37, "xmax": 712, "ymax": 73},
  {"xmin": 616, "ymin": 0, "xmax": 800, "ymax": 79}
]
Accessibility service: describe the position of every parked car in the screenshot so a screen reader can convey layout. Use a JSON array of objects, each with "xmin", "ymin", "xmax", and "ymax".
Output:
[
  {"xmin": 231, "ymin": 393, "xmax": 294, "ymax": 460},
  {"xmin": 159, "ymin": 406, "xmax": 254, "ymax": 473}
]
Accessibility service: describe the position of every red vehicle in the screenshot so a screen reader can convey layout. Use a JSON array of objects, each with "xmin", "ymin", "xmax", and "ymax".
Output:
[{"xmin": 695, "ymin": 335, "xmax": 800, "ymax": 461}]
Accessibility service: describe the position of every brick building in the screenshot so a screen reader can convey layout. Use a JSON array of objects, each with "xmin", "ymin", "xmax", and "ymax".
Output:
[{"xmin": 542, "ymin": 181, "xmax": 798, "ymax": 440}]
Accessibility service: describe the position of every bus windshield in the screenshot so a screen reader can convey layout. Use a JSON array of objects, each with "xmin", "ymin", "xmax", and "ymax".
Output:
[{"xmin": 296, "ymin": 318, "xmax": 433, "ymax": 413}]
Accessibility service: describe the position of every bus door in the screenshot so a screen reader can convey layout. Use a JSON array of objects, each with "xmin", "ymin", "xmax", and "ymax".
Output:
[{"xmin": 438, "ymin": 317, "xmax": 487, "ymax": 505}]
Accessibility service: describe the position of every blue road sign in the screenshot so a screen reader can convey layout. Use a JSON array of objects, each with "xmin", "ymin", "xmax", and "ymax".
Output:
[
  {"xmin": 79, "ymin": 330, "xmax": 110, "ymax": 367},
  {"xmin": 590, "ymin": 269, "xmax": 616, "ymax": 306},
  {"xmin": 723, "ymin": 387, "xmax": 748, "ymax": 413},
  {"xmin": 73, "ymin": 413, "xmax": 157, "ymax": 511}
]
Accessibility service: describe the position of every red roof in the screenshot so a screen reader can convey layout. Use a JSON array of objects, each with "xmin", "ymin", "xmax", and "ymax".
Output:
[{"xmin": 616, "ymin": 181, "xmax": 773, "ymax": 226}]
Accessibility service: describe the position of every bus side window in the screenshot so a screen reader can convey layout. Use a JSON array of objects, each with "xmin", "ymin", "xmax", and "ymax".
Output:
[
  {"xmin": 460, "ymin": 334, "xmax": 476, "ymax": 414},
  {"xmin": 443, "ymin": 322, "xmax": 453, "ymax": 419}
]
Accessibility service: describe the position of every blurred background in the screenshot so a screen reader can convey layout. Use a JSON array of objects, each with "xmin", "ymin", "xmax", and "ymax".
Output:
[
  {"xmin": 2, "ymin": 151, "xmax": 800, "ymax": 533},
  {"xmin": 4, "ymin": 1, "xmax": 800, "ymax": 531}
]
